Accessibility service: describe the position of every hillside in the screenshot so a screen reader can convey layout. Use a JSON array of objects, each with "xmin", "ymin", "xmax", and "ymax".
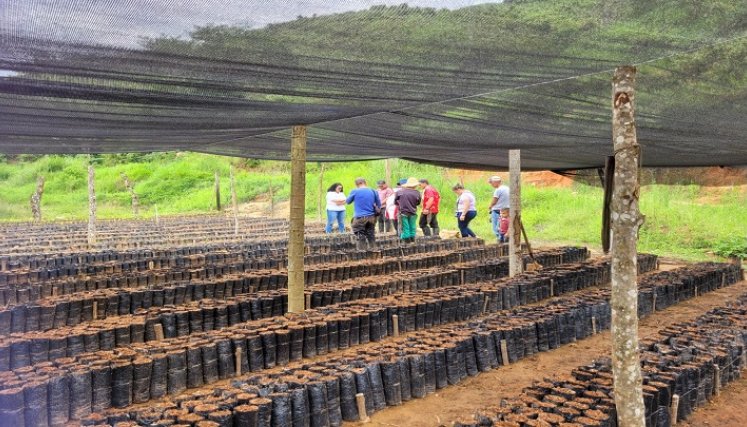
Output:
[{"xmin": 1, "ymin": 154, "xmax": 746, "ymax": 261}]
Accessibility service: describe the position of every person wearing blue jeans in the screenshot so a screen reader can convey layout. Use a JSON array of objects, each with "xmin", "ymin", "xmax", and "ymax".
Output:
[
  {"xmin": 325, "ymin": 183, "xmax": 347, "ymax": 233},
  {"xmin": 452, "ymin": 183, "xmax": 477, "ymax": 237},
  {"xmin": 487, "ymin": 175, "xmax": 510, "ymax": 241},
  {"xmin": 346, "ymin": 178, "xmax": 381, "ymax": 248}
]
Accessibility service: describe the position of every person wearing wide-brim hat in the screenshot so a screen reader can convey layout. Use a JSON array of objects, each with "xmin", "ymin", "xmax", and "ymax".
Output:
[{"xmin": 395, "ymin": 177, "xmax": 422, "ymax": 243}]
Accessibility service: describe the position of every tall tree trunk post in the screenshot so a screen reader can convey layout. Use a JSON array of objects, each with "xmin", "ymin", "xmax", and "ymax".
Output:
[
  {"xmin": 120, "ymin": 173, "xmax": 140, "ymax": 215},
  {"xmin": 30, "ymin": 176, "xmax": 45, "ymax": 222},
  {"xmin": 230, "ymin": 165, "xmax": 239, "ymax": 236},
  {"xmin": 87, "ymin": 164, "xmax": 97, "ymax": 246},
  {"xmin": 317, "ymin": 163, "xmax": 325, "ymax": 221},
  {"xmin": 508, "ymin": 150, "xmax": 523, "ymax": 277},
  {"xmin": 611, "ymin": 65, "xmax": 646, "ymax": 427},
  {"xmin": 287, "ymin": 125, "xmax": 307, "ymax": 313},
  {"xmin": 214, "ymin": 171, "xmax": 221, "ymax": 211}
]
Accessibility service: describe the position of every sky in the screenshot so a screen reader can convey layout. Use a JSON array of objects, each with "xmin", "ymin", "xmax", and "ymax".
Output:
[{"xmin": 1, "ymin": 0, "xmax": 500, "ymax": 48}]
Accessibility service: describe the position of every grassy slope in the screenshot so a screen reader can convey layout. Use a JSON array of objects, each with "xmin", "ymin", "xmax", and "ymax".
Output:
[{"xmin": 1, "ymin": 154, "xmax": 745, "ymax": 261}]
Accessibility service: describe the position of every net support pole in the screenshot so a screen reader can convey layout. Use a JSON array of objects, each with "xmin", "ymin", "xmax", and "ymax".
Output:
[
  {"xmin": 268, "ymin": 180, "xmax": 275, "ymax": 213},
  {"xmin": 287, "ymin": 125, "xmax": 307, "ymax": 313},
  {"xmin": 610, "ymin": 65, "xmax": 646, "ymax": 427},
  {"xmin": 602, "ymin": 156, "xmax": 615, "ymax": 253},
  {"xmin": 508, "ymin": 149, "xmax": 523, "ymax": 277},
  {"xmin": 230, "ymin": 165, "xmax": 239, "ymax": 236},
  {"xmin": 317, "ymin": 163, "xmax": 325, "ymax": 221},
  {"xmin": 87, "ymin": 164, "xmax": 97, "ymax": 246},
  {"xmin": 385, "ymin": 159, "xmax": 392, "ymax": 186},
  {"xmin": 121, "ymin": 173, "xmax": 140, "ymax": 215},
  {"xmin": 30, "ymin": 176, "xmax": 45, "ymax": 222},
  {"xmin": 214, "ymin": 171, "xmax": 221, "ymax": 211}
]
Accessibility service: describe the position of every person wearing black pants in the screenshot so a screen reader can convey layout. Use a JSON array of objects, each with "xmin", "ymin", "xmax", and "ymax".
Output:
[
  {"xmin": 418, "ymin": 179, "xmax": 441, "ymax": 236},
  {"xmin": 346, "ymin": 178, "xmax": 382, "ymax": 249}
]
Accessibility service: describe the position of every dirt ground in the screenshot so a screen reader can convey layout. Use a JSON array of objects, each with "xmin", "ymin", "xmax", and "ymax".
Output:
[{"xmin": 349, "ymin": 274, "xmax": 747, "ymax": 427}]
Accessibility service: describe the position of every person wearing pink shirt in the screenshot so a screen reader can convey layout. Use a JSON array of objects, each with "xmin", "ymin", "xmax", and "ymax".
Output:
[{"xmin": 376, "ymin": 180, "xmax": 394, "ymax": 233}]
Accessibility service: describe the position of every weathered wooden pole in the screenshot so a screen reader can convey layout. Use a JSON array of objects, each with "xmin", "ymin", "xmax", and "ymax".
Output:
[
  {"xmin": 611, "ymin": 65, "xmax": 646, "ymax": 427},
  {"xmin": 384, "ymin": 159, "xmax": 392, "ymax": 187},
  {"xmin": 317, "ymin": 163, "xmax": 325, "ymax": 221},
  {"xmin": 30, "ymin": 176, "xmax": 45, "ymax": 222},
  {"xmin": 287, "ymin": 125, "xmax": 307, "ymax": 313},
  {"xmin": 230, "ymin": 165, "xmax": 239, "ymax": 236},
  {"xmin": 87, "ymin": 164, "xmax": 97, "ymax": 246},
  {"xmin": 214, "ymin": 171, "xmax": 221, "ymax": 211},
  {"xmin": 120, "ymin": 173, "xmax": 140, "ymax": 215},
  {"xmin": 602, "ymin": 156, "xmax": 615, "ymax": 254},
  {"xmin": 508, "ymin": 150, "xmax": 523, "ymax": 277},
  {"xmin": 268, "ymin": 180, "xmax": 275, "ymax": 213}
]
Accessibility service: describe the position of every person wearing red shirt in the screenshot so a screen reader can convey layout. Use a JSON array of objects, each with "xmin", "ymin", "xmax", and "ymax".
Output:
[{"xmin": 418, "ymin": 178, "xmax": 440, "ymax": 236}]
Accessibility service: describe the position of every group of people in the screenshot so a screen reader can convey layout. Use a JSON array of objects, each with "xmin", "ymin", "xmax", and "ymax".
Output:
[
  {"xmin": 450, "ymin": 176, "xmax": 509, "ymax": 241},
  {"xmin": 324, "ymin": 175, "xmax": 510, "ymax": 247}
]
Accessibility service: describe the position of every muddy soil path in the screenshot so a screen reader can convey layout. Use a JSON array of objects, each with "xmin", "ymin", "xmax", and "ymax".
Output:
[{"xmin": 349, "ymin": 274, "xmax": 747, "ymax": 427}]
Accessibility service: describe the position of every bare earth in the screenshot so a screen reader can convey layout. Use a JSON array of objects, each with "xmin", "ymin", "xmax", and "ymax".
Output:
[{"xmin": 348, "ymin": 273, "xmax": 747, "ymax": 427}]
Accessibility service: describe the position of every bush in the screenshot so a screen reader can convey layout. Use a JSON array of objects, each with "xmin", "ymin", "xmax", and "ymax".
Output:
[{"xmin": 714, "ymin": 237, "xmax": 747, "ymax": 259}]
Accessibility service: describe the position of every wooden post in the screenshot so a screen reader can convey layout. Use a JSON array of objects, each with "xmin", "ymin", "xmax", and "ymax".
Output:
[
  {"xmin": 317, "ymin": 163, "xmax": 325, "ymax": 221},
  {"xmin": 268, "ymin": 180, "xmax": 275, "ymax": 213},
  {"xmin": 384, "ymin": 159, "xmax": 392, "ymax": 187},
  {"xmin": 508, "ymin": 150, "xmax": 523, "ymax": 277},
  {"xmin": 714, "ymin": 364, "xmax": 721, "ymax": 396},
  {"xmin": 87, "ymin": 164, "xmax": 97, "ymax": 246},
  {"xmin": 230, "ymin": 165, "xmax": 239, "ymax": 236},
  {"xmin": 610, "ymin": 65, "xmax": 646, "ymax": 427},
  {"xmin": 602, "ymin": 156, "xmax": 615, "ymax": 253},
  {"xmin": 214, "ymin": 171, "xmax": 221, "ymax": 211},
  {"xmin": 154, "ymin": 323, "xmax": 164, "ymax": 341},
  {"xmin": 671, "ymin": 394, "xmax": 680, "ymax": 424},
  {"xmin": 356, "ymin": 393, "xmax": 369, "ymax": 422},
  {"xmin": 154, "ymin": 205, "xmax": 160, "ymax": 226},
  {"xmin": 235, "ymin": 348, "xmax": 243, "ymax": 376},
  {"xmin": 121, "ymin": 173, "xmax": 140, "ymax": 215},
  {"xmin": 392, "ymin": 315, "xmax": 400, "ymax": 337},
  {"xmin": 500, "ymin": 339, "xmax": 509, "ymax": 366},
  {"xmin": 287, "ymin": 125, "xmax": 307, "ymax": 313},
  {"xmin": 30, "ymin": 176, "xmax": 45, "ymax": 222}
]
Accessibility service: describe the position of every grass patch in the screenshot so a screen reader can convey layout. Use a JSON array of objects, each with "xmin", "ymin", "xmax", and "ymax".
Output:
[{"xmin": 0, "ymin": 154, "xmax": 744, "ymax": 262}]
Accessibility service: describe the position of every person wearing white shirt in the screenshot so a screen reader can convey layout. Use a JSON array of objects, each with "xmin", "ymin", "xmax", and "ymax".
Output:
[
  {"xmin": 453, "ymin": 183, "xmax": 477, "ymax": 237},
  {"xmin": 487, "ymin": 175, "xmax": 510, "ymax": 242},
  {"xmin": 325, "ymin": 183, "xmax": 347, "ymax": 233}
]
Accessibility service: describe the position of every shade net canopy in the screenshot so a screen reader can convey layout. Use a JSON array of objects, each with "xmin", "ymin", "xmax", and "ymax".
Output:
[{"xmin": 1, "ymin": 0, "xmax": 746, "ymax": 170}]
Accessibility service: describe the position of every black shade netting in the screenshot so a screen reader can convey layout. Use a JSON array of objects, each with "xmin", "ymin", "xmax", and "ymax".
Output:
[{"xmin": 0, "ymin": 1, "xmax": 746, "ymax": 169}]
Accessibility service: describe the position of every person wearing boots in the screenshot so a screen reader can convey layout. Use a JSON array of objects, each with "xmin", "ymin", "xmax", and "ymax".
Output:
[
  {"xmin": 346, "ymin": 178, "xmax": 381, "ymax": 249},
  {"xmin": 418, "ymin": 178, "xmax": 440, "ymax": 237},
  {"xmin": 395, "ymin": 177, "xmax": 422, "ymax": 243}
]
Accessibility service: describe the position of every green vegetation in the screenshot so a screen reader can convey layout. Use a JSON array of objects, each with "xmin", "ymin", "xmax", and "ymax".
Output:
[{"xmin": 1, "ymin": 154, "xmax": 745, "ymax": 262}]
